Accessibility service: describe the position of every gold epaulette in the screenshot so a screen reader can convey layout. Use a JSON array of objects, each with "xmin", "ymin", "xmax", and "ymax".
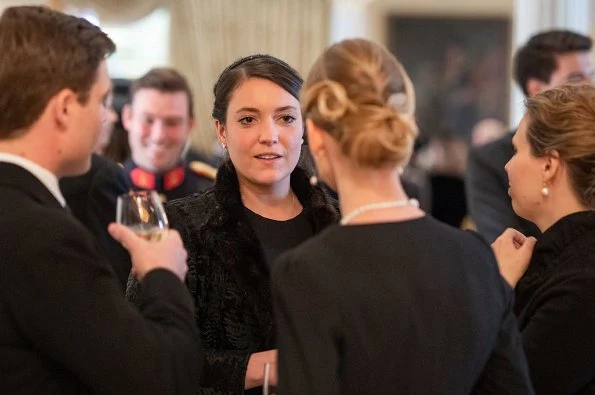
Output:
[{"xmin": 189, "ymin": 161, "xmax": 217, "ymax": 181}]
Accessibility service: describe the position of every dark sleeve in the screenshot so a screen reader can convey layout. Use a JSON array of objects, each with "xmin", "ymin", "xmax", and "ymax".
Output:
[
  {"xmin": 466, "ymin": 143, "xmax": 521, "ymax": 243},
  {"xmin": 273, "ymin": 251, "xmax": 341, "ymax": 395},
  {"xmin": 5, "ymin": 216, "xmax": 202, "ymax": 394},
  {"xmin": 198, "ymin": 352, "xmax": 250, "ymax": 394},
  {"xmin": 472, "ymin": 280, "xmax": 535, "ymax": 395},
  {"xmin": 86, "ymin": 159, "xmax": 132, "ymax": 290},
  {"xmin": 520, "ymin": 277, "xmax": 595, "ymax": 394}
]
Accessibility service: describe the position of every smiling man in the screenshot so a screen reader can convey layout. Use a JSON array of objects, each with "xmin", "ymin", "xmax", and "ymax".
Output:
[{"xmin": 123, "ymin": 68, "xmax": 216, "ymax": 201}]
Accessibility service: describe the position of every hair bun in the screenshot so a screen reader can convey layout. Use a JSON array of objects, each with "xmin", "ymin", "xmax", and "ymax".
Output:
[{"xmin": 308, "ymin": 80, "xmax": 356, "ymax": 124}]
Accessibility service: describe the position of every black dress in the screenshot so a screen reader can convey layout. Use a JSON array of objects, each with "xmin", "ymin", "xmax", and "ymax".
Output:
[
  {"xmin": 273, "ymin": 215, "xmax": 534, "ymax": 395},
  {"xmin": 515, "ymin": 211, "xmax": 595, "ymax": 395},
  {"xmin": 127, "ymin": 161, "xmax": 339, "ymax": 394}
]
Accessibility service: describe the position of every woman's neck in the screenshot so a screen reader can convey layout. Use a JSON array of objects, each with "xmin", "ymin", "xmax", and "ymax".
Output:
[
  {"xmin": 239, "ymin": 176, "xmax": 302, "ymax": 221},
  {"xmin": 336, "ymin": 166, "xmax": 424, "ymax": 225},
  {"xmin": 533, "ymin": 198, "xmax": 589, "ymax": 233}
]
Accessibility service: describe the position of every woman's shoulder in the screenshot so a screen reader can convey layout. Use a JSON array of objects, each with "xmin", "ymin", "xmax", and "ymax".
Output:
[{"xmin": 166, "ymin": 189, "xmax": 217, "ymax": 220}]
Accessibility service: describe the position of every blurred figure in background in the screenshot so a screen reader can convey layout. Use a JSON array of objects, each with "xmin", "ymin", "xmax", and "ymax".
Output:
[
  {"xmin": 466, "ymin": 29, "xmax": 593, "ymax": 242},
  {"xmin": 122, "ymin": 68, "xmax": 216, "ymax": 202},
  {"xmin": 471, "ymin": 117, "xmax": 507, "ymax": 147}
]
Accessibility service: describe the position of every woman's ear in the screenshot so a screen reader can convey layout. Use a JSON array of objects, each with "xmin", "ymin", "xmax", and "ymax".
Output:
[
  {"xmin": 215, "ymin": 120, "xmax": 226, "ymax": 146},
  {"xmin": 306, "ymin": 119, "xmax": 324, "ymax": 155},
  {"xmin": 543, "ymin": 150, "xmax": 561, "ymax": 183}
]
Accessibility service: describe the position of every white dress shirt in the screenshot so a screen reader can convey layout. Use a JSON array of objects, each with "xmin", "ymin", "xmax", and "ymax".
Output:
[{"xmin": 0, "ymin": 152, "xmax": 66, "ymax": 207}]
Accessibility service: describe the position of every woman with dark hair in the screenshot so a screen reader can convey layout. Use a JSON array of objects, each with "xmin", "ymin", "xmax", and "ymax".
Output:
[
  {"xmin": 494, "ymin": 83, "xmax": 595, "ymax": 394},
  {"xmin": 272, "ymin": 38, "xmax": 533, "ymax": 394},
  {"xmin": 129, "ymin": 54, "xmax": 338, "ymax": 394}
]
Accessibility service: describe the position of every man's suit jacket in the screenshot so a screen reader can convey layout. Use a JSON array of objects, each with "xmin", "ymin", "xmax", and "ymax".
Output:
[
  {"xmin": 466, "ymin": 133, "xmax": 540, "ymax": 243},
  {"xmin": 0, "ymin": 163, "xmax": 202, "ymax": 394},
  {"xmin": 60, "ymin": 154, "xmax": 131, "ymax": 290}
]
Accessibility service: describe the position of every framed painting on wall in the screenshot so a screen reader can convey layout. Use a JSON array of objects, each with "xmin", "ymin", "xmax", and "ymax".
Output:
[{"xmin": 387, "ymin": 16, "xmax": 511, "ymax": 144}]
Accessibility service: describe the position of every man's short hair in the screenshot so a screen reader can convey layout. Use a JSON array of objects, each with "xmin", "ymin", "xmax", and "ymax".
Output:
[
  {"xmin": 514, "ymin": 30, "xmax": 592, "ymax": 96},
  {"xmin": 130, "ymin": 68, "xmax": 195, "ymax": 118},
  {"xmin": 0, "ymin": 6, "xmax": 115, "ymax": 138}
]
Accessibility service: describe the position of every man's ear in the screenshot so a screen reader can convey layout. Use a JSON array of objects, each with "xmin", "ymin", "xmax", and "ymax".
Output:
[
  {"xmin": 121, "ymin": 104, "xmax": 132, "ymax": 132},
  {"xmin": 52, "ymin": 88, "xmax": 77, "ymax": 129}
]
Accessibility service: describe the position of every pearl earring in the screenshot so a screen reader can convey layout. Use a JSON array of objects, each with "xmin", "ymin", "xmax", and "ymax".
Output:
[
  {"xmin": 309, "ymin": 175, "xmax": 318, "ymax": 186},
  {"xmin": 541, "ymin": 186, "xmax": 550, "ymax": 197},
  {"xmin": 221, "ymin": 142, "xmax": 227, "ymax": 150},
  {"xmin": 300, "ymin": 138, "xmax": 304, "ymax": 145}
]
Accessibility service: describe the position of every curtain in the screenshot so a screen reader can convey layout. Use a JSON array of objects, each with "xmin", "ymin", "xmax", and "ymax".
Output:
[{"xmin": 170, "ymin": 0, "xmax": 331, "ymax": 153}]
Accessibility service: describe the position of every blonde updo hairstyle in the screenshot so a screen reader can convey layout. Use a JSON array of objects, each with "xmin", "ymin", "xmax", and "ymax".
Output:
[
  {"xmin": 302, "ymin": 38, "xmax": 418, "ymax": 168},
  {"xmin": 524, "ymin": 83, "xmax": 595, "ymax": 209}
]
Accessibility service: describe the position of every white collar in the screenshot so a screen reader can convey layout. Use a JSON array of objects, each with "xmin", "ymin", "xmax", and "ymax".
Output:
[{"xmin": 0, "ymin": 153, "xmax": 66, "ymax": 207}]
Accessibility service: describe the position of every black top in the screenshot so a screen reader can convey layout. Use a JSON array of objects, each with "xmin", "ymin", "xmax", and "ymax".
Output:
[
  {"xmin": 60, "ymin": 154, "xmax": 132, "ymax": 291},
  {"xmin": 515, "ymin": 211, "xmax": 595, "ymax": 395},
  {"xmin": 0, "ymin": 162, "xmax": 202, "ymax": 394},
  {"xmin": 244, "ymin": 208, "xmax": 314, "ymax": 268},
  {"xmin": 466, "ymin": 133, "xmax": 540, "ymax": 242},
  {"xmin": 273, "ymin": 215, "xmax": 534, "ymax": 395}
]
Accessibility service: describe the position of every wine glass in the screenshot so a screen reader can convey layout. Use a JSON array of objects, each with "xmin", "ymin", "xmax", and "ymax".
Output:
[{"xmin": 116, "ymin": 191, "xmax": 168, "ymax": 242}]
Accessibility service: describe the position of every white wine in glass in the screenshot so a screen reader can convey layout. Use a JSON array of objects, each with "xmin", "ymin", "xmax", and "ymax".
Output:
[{"xmin": 116, "ymin": 191, "xmax": 169, "ymax": 242}]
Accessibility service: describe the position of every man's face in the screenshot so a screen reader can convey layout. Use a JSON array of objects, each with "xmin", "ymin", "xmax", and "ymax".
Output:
[
  {"xmin": 545, "ymin": 51, "xmax": 594, "ymax": 90},
  {"xmin": 60, "ymin": 60, "xmax": 112, "ymax": 177},
  {"xmin": 123, "ymin": 88, "xmax": 194, "ymax": 173}
]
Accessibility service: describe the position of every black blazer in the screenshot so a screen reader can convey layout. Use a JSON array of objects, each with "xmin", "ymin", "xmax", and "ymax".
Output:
[
  {"xmin": 273, "ymin": 217, "xmax": 534, "ymax": 394},
  {"xmin": 466, "ymin": 133, "xmax": 540, "ymax": 242},
  {"xmin": 128, "ymin": 161, "xmax": 339, "ymax": 394},
  {"xmin": 60, "ymin": 154, "xmax": 132, "ymax": 290},
  {"xmin": 0, "ymin": 162, "xmax": 202, "ymax": 394}
]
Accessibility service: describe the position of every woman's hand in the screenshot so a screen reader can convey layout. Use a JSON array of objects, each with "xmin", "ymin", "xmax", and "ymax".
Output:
[
  {"xmin": 492, "ymin": 228, "xmax": 537, "ymax": 288},
  {"xmin": 245, "ymin": 349, "xmax": 278, "ymax": 389}
]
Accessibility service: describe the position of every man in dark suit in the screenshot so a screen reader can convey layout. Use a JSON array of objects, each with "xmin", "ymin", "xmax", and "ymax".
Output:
[
  {"xmin": 466, "ymin": 30, "xmax": 593, "ymax": 242},
  {"xmin": 122, "ymin": 68, "xmax": 216, "ymax": 202},
  {"xmin": 0, "ymin": 6, "xmax": 201, "ymax": 393}
]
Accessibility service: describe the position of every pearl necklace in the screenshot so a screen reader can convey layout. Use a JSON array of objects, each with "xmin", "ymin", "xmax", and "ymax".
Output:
[{"xmin": 340, "ymin": 198, "xmax": 419, "ymax": 225}]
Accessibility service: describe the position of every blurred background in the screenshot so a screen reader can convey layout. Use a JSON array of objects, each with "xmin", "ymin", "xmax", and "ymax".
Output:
[{"xmin": 1, "ymin": 0, "xmax": 593, "ymax": 227}]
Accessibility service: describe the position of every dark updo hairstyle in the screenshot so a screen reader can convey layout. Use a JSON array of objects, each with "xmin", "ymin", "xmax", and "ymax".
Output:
[
  {"xmin": 212, "ymin": 54, "xmax": 303, "ymax": 124},
  {"xmin": 302, "ymin": 38, "xmax": 418, "ymax": 168}
]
